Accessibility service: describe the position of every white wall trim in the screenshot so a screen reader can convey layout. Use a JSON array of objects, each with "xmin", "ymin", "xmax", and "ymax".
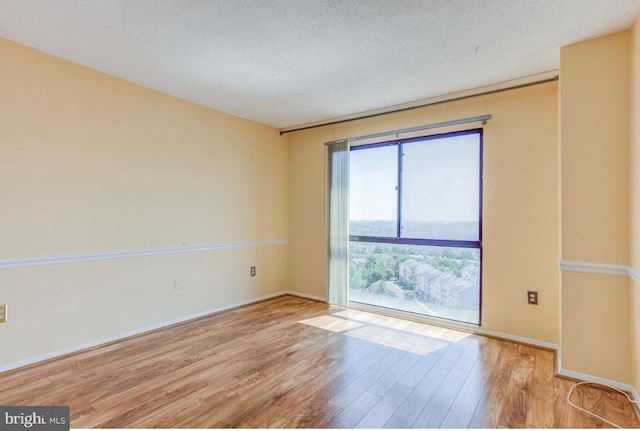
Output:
[
  {"xmin": 557, "ymin": 261, "xmax": 640, "ymax": 409},
  {"xmin": 557, "ymin": 367, "xmax": 638, "ymax": 396},
  {"xmin": 0, "ymin": 290, "xmax": 325, "ymax": 374},
  {"xmin": 632, "ymin": 387, "xmax": 640, "ymax": 422},
  {"xmin": 557, "ymin": 345, "xmax": 562, "ymax": 373},
  {"xmin": 557, "ymin": 348, "xmax": 640, "ymax": 414},
  {"xmin": 285, "ymin": 290, "xmax": 327, "ymax": 302},
  {"xmin": 558, "ymin": 259, "xmax": 640, "ymax": 282},
  {"xmin": 558, "ymin": 367, "xmax": 640, "ymax": 419},
  {"xmin": 0, "ymin": 290, "xmax": 316, "ymax": 374},
  {"xmin": 348, "ymin": 301, "xmax": 558, "ymax": 350},
  {"xmin": 0, "ymin": 239, "xmax": 288, "ymax": 270},
  {"xmin": 6, "ymin": 284, "xmax": 637, "ymax": 411},
  {"xmin": 630, "ymin": 267, "xmax": 640, "ymax": 283},
  {"xmin": 475, "ymin": 328, "xmax": 559, "ymax": 350},
  {"xmin": 558, "ymin": 260, "xmax": 631, "ymax": 277},
  {"xmin": 0, "ymin": 289, "xmax": 557, "ymax": 376}
]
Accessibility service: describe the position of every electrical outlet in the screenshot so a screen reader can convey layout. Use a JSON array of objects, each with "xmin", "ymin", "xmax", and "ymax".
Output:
[
  {"xmin": 527, "ymin": 291, "xmax": 538, "ymax": 305},
  {"xmin": 174, "ymin": 278, "xmax": 181, "ymax": 290},
  {"xmin": 0, "ymin": 304, "xmax": 7, "ymax": 323},
  {"xmin": 250, "ymin": 266, "xmax": 256, "ymax": 277}
]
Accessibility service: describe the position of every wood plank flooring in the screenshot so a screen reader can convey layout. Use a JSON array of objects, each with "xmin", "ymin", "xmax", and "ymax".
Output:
[{"xmin": 0, "ymin": 295, "xmax": 638, "ymax": 428}]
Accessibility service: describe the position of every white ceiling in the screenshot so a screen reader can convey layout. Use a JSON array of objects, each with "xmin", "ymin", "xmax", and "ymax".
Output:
[{"xmin": 2, "ymin": 0, "xmax": 640, "ymax": 129}]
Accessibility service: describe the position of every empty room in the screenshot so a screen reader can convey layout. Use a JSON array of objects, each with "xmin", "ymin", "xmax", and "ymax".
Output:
[{"xmin": 3, "ymin": 0, "xmax": 640, "ymax": 429}]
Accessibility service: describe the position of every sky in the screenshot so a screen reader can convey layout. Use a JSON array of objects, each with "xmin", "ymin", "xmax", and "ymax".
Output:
[{"xmin": 349, "ymin": 133, "xmax": 480, "ymax": 224}]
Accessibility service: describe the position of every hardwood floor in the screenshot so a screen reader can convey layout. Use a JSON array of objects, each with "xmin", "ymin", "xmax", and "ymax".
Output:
[{"xmin": 0, "ymin": 295, "xmax": 638, "ymax": 428}]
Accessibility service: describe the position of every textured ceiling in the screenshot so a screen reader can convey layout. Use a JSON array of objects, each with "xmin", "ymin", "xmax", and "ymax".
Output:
[{"xmin": 2, "ymin": 0, "xmax": 640, "ymax": 129}]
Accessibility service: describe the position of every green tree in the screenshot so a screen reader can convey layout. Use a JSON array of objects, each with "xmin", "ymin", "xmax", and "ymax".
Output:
[
  {"xmin": 406, "ymin": 267, "xmax": 419, "ymax": 291},
  {"xmin": 390, "ymin": 254, "xmax": 404, "ymax": 279},
  {"xmin": 349, "ymin": 262, "xmax": 365, "ymax": 290},
  {"xmin": 429, "ymin": 257, "xmax": 464, "ymax": 277},
  {"xmin": 370, "ymin": 280, "xmax": 394, "ymax": 296},
  {"xmin": 363, "ymin": 256, "xmax": 393, "ymax": 286},
  {"xmin": 459, "ymin": 249, "xmax": 475, "ymax": 260}
]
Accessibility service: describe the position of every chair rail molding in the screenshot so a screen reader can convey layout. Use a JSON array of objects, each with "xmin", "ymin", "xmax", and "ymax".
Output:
[
  {"xmin": 558, "ymin": 259, "xmax": 639, "ymax": 281},
  {"xmin": 0, "ymin": 239, "xmax": 288, "ymax": 270}
]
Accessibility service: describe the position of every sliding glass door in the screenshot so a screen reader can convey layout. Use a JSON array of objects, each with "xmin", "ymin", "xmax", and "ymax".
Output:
[{"xmin": 348, "ymin": 129, "xmax": 482, "ymax": 325}]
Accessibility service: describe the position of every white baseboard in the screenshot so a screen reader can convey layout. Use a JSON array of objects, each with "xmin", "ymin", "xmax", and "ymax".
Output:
[
  {"xmin": 18, "ymin": 286, "xmax": 640, "ymax": 407},
  {"xmin": 556, "ymin": 368, "xmax": 640, "ymax": 422},
  {"xmin": 285, "ymin": 290, "xmax": 327, "ymax": 302},
  {"xmin": 556, "ymin": 348, "xmax": 640, "ymax": 421},
  {"xmin": 632, "ymin": 387, "xmax": 640, "ymax": 422},
  {"xmin": 474, "ymin": 328, "xmax": 559, "ymax": 350},
  {"xmin": 0, "ymin": 290, "xmax": 295, "ymax": 374},
  {"xmin": 348, "ymin": 301, "xmax": 558, "ymax": 351},
  {"xmin": 0, "ymin": 290, "xmax": 328, "ymax": 374},
  {"xmin": 556, "ymin": 367, "xmax": 638, "ymax": 395},
  {"xmin": 556, "ymin": 343, "xmax": 640, "ymax": 417}
]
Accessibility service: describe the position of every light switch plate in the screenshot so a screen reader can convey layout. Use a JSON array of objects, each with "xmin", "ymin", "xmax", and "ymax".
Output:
[{"xmin": 0, "ymin": 304, "xmax": 7, "ymax": 323}]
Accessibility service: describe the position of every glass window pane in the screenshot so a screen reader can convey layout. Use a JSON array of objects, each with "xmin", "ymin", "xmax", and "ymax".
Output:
[
  {"xmin": 349, "ymin": 145, "xmax": 398, "ymax": 237},
  {"xmin": 401, "ymin": 133, "xmax": 480, "ymax": 241},
  {"xmin": 349, "ymin": 242, "xmax": 480, "ymax": 324}
]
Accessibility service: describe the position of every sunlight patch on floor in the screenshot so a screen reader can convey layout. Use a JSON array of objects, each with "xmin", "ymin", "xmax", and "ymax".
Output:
[
  {"xmin": 299, "ymin": 307, "xmax": 471, "ymax": 355},
  {"xmin": 298, "ymin": 315, "xmax": 364, "ymax": 332},
  {"xmin": 331, "ymin": 308, "xmax": 471, "ymax": 342},
  {"xmin": 343, "ymin": 325, "xmax": 449, "ymax": 355}
]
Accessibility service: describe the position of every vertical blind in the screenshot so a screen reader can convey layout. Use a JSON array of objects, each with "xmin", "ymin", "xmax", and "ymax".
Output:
[
  {"xmin": 326, "ymin": 115, "xmax": 490, "ymax": 309},
  {"xmin": 327, "ymin": 140, "xmax": 349, "ymax": 306}
]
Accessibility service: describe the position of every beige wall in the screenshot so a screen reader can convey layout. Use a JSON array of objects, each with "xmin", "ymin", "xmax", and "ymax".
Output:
[
  {"xmin": 4, "ymin": 20, "xmax": 640, "ymax": 390},
  {"xmin": 559, "ymin": 30, "xmax": 632, "ymax": 384},
  {"xmin": 632, "ymin": 277, "xmax": 640, "ymax": 390},
  {"xmin": 562, "ymin": 272, "xmax": 631, "ymax": 382},
  {"xmin": 288, "ymin": 83, "xmax": 560, "ymax": 344},
  {"xmin": 631, "ymin": 15, "xmax": 640, "ymax": 391},
  {"xmin": 0, "ymin": 38, "xmax": 288, "ymax": 369},
  {"xmin": 560, "ymin": 31, "xmax": 630, "ymax": 265}
]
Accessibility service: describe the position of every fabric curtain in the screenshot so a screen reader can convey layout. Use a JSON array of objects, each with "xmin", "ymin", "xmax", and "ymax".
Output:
[{"xmin": 327, "ymin": 139, "xmax": 349, "ymax": 306}]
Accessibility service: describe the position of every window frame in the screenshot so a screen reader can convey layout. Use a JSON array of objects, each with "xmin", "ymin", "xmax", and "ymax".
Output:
[{"xmin": 349, "ymin": 128, "xmax": 483, "ymax": 250}]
